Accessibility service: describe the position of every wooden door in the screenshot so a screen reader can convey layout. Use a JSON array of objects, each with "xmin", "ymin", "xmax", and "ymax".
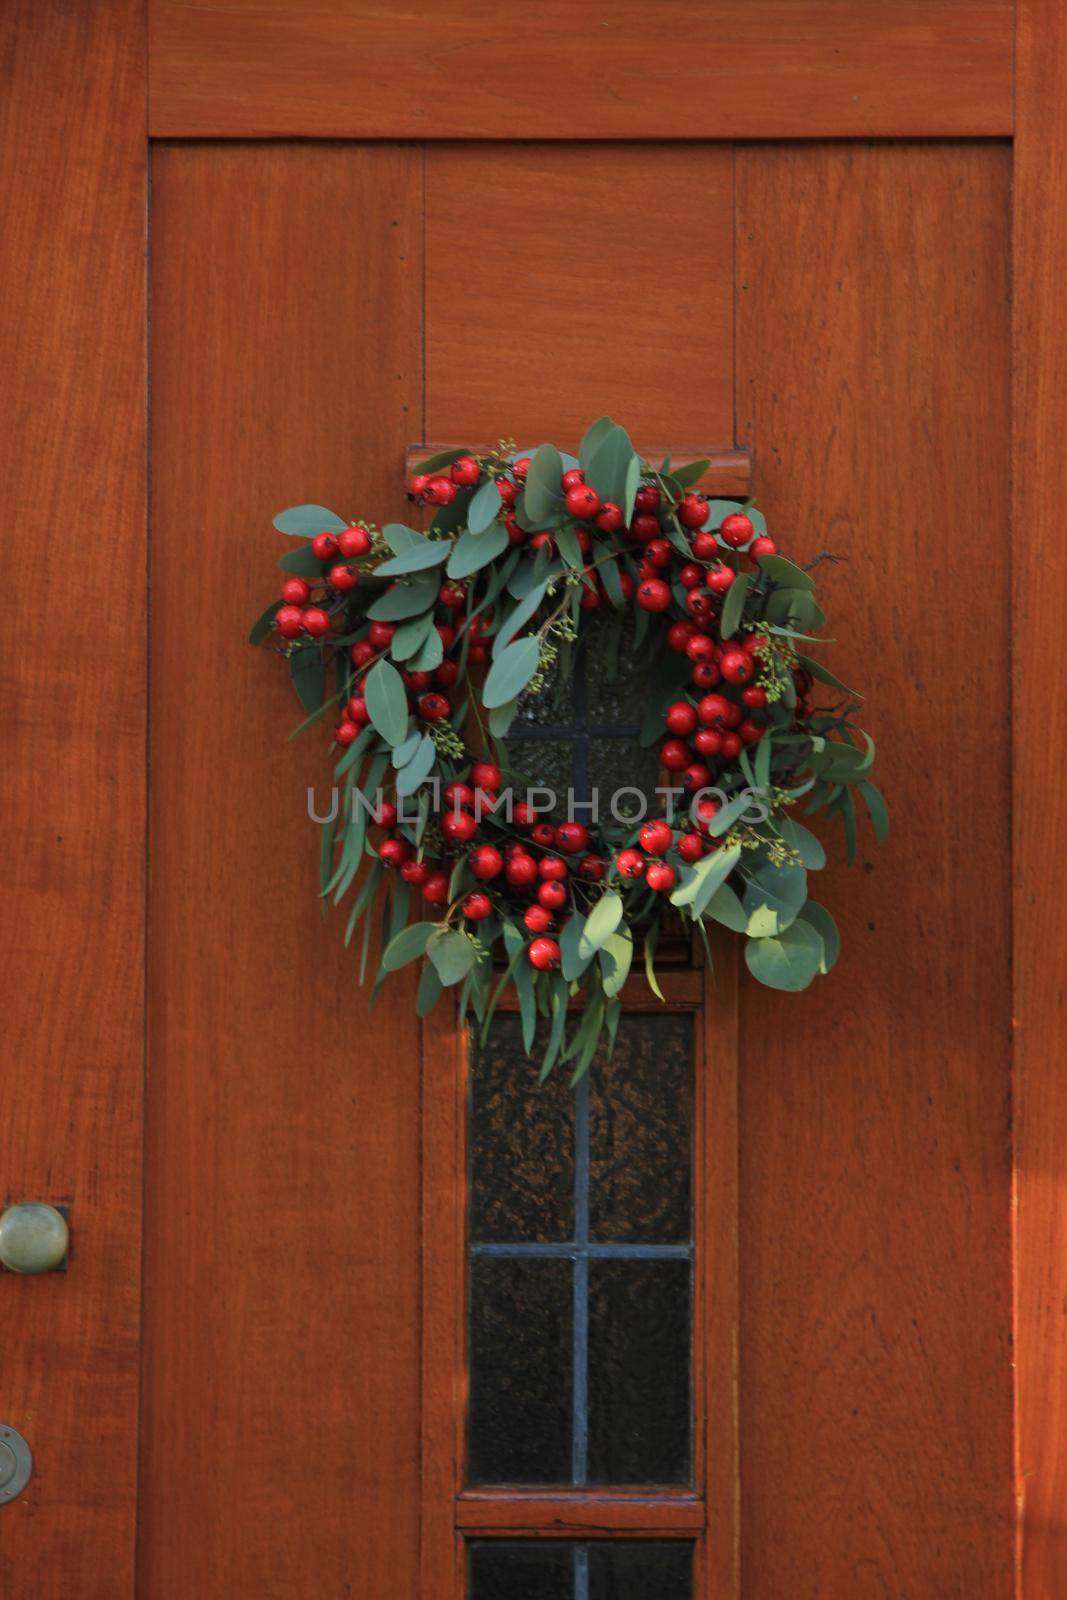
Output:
[{"xmin": 4, "ymin": 4, "xmax": 1066, "ymax": 1598}]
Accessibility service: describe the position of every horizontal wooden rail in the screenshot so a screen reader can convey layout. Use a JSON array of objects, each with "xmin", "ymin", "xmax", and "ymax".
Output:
[{"xmin": 455, "ymin": 1492, "xmax": 706, "ymax": 1534}]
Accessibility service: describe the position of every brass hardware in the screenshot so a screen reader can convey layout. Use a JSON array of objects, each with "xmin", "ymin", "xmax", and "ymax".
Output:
[
  {"xmin": 0, "ymin": 1427, "xmax": 32, "ymax": 1503},
  {"xmin": 0, "ymin": 1204, "xmax": 69, "ymax": 1274}
]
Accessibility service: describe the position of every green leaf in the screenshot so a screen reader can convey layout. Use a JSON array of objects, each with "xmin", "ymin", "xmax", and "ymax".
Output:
[
  {"xmin": 766, "ymin": 587, "xmax": 824, "ymax": 631},
  {"xmin": 468, "ymin": 477, "xmax": 502, "ymax": 534},
  {"xmin": 279, "ymin": 544, "xmax": 327, "ymax": 576},
  {"xmin": 364, "ymin": 658, "xmax": 409, "ymax": 747},
  {"xmin": 381, "ymin": 523, "xmax": 422, "ymax": 555},
  {"xmin": 719, "ymin": 571, "xmax": 751, "ymax": 641},
  {"xmin": 447, "ymin": 522, "xmax": 509, "ymax": 579},
  {"xmin": 585, "ymin": 423, "xmax": 636, "ymax": 508},
  {"xmin": 390, "ymin": 611, "xmax": 435, "ymax": 662},
  {"xmin": 412, "ymin": 447, "xmax": 469, "ymax": 475},
  {"xmin": 273, "ymin": 504, "xmax": 348, "ymax": 537},
  {"xmin": 643, "ymin": 929, "xmax": 665, "ymax": 1001},
  {"xmin": 523, "ymin": 443, "xmax": 564, "ymax": 524},
  {"xmin": 622, "ymin": 454, "xmax": 642, "ymax": 524},
  {"xmin": 704, "ymin": 881, "xmax": 747, "ymax": 932},
  {"xmin": 416, "ymin": 961, "xmax": 444, "ymax": 1017},
  {"xmin": 578, "ymin": 417, "xmax": 616, "ymax": 474},
  {"xmin": 396, "ymin": 733, "xmax": 437, "ymax": 797},
  {"xmin": 488, "ymin": 698, "xmax": 518, "ymax": 737},
  {"xmin": 248, "ymin": 599, "xmax": 282, "ymax": 644},
  {"xmin": 578, "ymin": 892, "xmax": 624, "ymax": 959},
  {"xmin": 757, "ymin": 552, "xmax": 815, "ymax": 591},
  {"xmin": 409, "ymin": 625, "xmax": 444, "ymax": 672},
  {"xmin": 288, "ymin": 646, "xmax": 326, "ymax": 713},
  {"xmin": 391, "ymin": 730, "xmax": 423, "ymax": 769},
  {"xmin": 368, "ymin": 575, "xmax": 440, "ymax": 621},
  {"xmin": 561, "ymin": 913, "xmax": 593, "ymax": 982},
  {"xmin": 493, "ymin": 580, "xmax": 549, "ymax": 656},
  {"xmin": 556, "ymin": 524, "xmax": 585, "ymax": 570},
  {"xmin": 381, "ymin": 920, "xmax": 440, "ymax": 972},
  {"xmin": 797, "ymin": 653, "xmax": 858, "ymax": 696},
  {"xmin": 374, "ymin": 541, "xmax": 452, "ymax": 576},
  {"xmin": 427, "ymin": 928, "xmax": 479, "ymax": 987},
  {"xmin": 598, "ymin": 927, "xmax": 633, "ymax": 999},
  {"xmin": 742, "ymin": 859, "xmax": 808, "ymax": 935},
  {"xmin": 797, "ymin": 902, "xmax": 840, "ymax": 972},
  {"xmin": 703, "ymin": 791, "xmax": 756, "ymax": 836},
  {"xmin": 778, "ymin": 818, "xmax": 827, "ymax": 870},
  {"xmin": 671, "ymin": 842, "xmax": 742, "ymax": 917},
  {"xmin": 857, "ymin": 780, "xmax": 889, "ymax": 844},
  {"xmin": 671, "ymin": 459, "xmax": 711, "ymax": 489},
  {"xmin": 744, "ymin": 919, "xmax": 824, "ymax": 991},
  {"xmin": 704, "ymin": 498, "xmax": 743, "ymax": 529},
  {"xmin": 483, "ymin": 635, "xmax": 540, "ymax": 709}
]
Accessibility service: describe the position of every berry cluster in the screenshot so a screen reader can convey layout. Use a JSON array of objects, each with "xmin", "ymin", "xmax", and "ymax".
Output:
[{"xmin": 253, "ymin": 417, "xmax": 883, "ymax": 1079}]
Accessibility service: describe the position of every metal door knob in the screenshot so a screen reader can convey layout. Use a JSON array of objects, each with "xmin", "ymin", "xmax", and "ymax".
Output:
[
  {"xmin": 0, "ymin": 1427, "xmax": 32, "ymax": 1503},
  {"xmin": 0, "ymin": 1204, "xmax": 69, "ymax": 1274}
]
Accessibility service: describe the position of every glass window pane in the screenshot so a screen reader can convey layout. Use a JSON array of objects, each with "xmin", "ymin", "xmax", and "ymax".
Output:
[
  {"xmin": 468, "ymin": 1542, "xmax": 573, "ymax": 1600},
  {"xmin": 508, "ymin": 739, "xmax": 575, "ymax": 819},
  {"xmin": 470, "ymin": 1018, "xmax": 575, "ymax": 1244},
  {"xmin": 588, "ymin": 737, "xmax": 660, "ymax": 821},
  {"xmin": 589, "ymin": 1014, "xmax": 692, "ymax": 1244},
  {"xmin": 585, "ymin": 614, "xmax": 648, "ymax": 727},
  {"xmin": 469, "ymin": 1256, "xmax": 573, "ymax": 1484},
  {"xmin": 587, "ymin": 1542, "xmax": 692, "ymax": 1600},
  {"xmin": 587, "ymin": 1259, "xmax": 691, "ymax": 1485}
]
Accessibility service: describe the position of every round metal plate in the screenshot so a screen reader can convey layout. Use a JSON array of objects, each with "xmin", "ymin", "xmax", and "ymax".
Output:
[{"xmin": 0, "ymin": 1427, "xmax": 32, "ymax": 1503}]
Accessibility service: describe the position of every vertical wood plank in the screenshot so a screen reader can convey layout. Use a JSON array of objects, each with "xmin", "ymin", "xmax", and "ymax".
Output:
[
  {"xmin": 735, "ymin": 142, "xmax": 1014, "ymax": 1600},
  {"xmin": 0, "ymin": 4, "xmax": 145, "ymax": 1596},
  {"xmin": 426, "ymin": 145, "xmax": 734, "ymax": 450},
  {"xmin": 143, "ymin": 144, "xmax": 423, "ymax": 1596},
  {"xmin": 1014, "ymin": 8, "xmax": 1067, "ymax": 1593}
]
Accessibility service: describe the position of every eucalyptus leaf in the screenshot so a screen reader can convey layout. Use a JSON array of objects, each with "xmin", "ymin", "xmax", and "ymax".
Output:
[
  {"xmin": 704, "ymin": 881, "xmax": 747, "ymax": 932},
  {"xmin": 396, "ymin": 733, "xmax": 437, "ymax": 797},
  {"xmin": 288, "ymin": 646, "xmax": 326, "ymax": 713},
  {"xmin": 427, "ymin": 928, "xmax": 479, "ymax": 987},
  {"xmin": 493, "ymin": 580, "xmax": 549, "ymax": 656},
  {"xmin": 248, "ymin": 599, "xmax": 282, "ymax": 644},
  {"xmin": 744, "ymin": 919, "xmax": 824, "ymax": 992},
  {"xmin": 382, "ymin": 523, "xmax": 422, "ymax": 555},
  {"xmin": 797, "ymin": 902, "xmax": 840, "ymax": 972},
  {"xmin": 368, "ymin": 575, "xmax": 440, "ymax": 621},
  {"xmin": 672, "ymin": 459, "xmax": 711, "ymax": 489},
  {"xmin": 720, "ymin": 571, "xmax": 751, "ymax": 641},
  {"xmin": 523, "ymin": 443, "xmax": 564, "ymax": 524},
  {"xmin": 468, "ymin": 477, "xmax": 503, "ymax": 535},
  {"xmin": 279, "ymin": 545, "xmax": 327, "ymax": 576},
  {"xmin": 742, "ymin": 859, "xmax": 808, "ymax": 935},
  {"xmin": 364, "ymin": 658, "xmax": 410, "ymax": 747},
  {"xmin": 758, "ymin": 552, "xmax": 815, "ymax": 591},
  {"xmin": 447, "ymin": 521, "xmax": 509, "ymax": 579},
  {"xmin": 598, "ymin": 927, "xmax": 634, "ymax": 999},
  {"xmin": 390, "ymin": 611, "xmax": 435, "ymax": 661},
  {"xmin": 374, "ymin": 541, "xmax": 452, "ymax": 576},
  {"xmin": 671, "ymin": 842, "xmax": 742, "ymax": 917},
  {"xmin": 381, "ymin": 921, "xmax": 440, "ymax": 972},
  {"xmin": 416, "ymin": 960, "xmax": 444, "ymax": 1017},
  {"xmin": 857, "ymin": 780, "xmax": 889, "ymax": 844},
  {"xmin": 778, "ymin": 818, "xmax": 827, "ymax": 870},
  {"xmin": 578, "ymin": 417, "xmax": 616, "ymax": 474},
  {"xmin": 561, "ymin": 913, "xmax": 594, "ymax": 982},
  {"xmin": 578, "ymin": 892, "xmax": 624, "ymax": 959},
  {"xmin": 483, "ymin": 635, "xmax": 540, "ymax": 709},
  {"xmin": 273, "ymin": 504, "xmax": 348, "ymax": 537}
]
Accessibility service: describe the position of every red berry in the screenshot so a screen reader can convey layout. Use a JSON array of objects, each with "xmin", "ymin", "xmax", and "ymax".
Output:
[
  {"xmin": 565, "ymin": 484, "xmax": 600, "ymax": 518},
  {"xmin": 347, "ymin": 696, "xmax": 370, "ymax": 725},
  {"xmin": 303, "ymin": 607, "xmax": 330, "ymax": 637},
  {"xmin": 719, "ymin": 650, "xmax": 754, "ymax": 684},
  {"xmin": 639, "ymin": 819, "xmax": 674, "ymax": 856},
  {"xmin": 686, "ymin": 589, "xmax": 715, "ymax": 620},
  {"xmin": 660, "ymin": 738, "xmax": 692, "ymax": 772},
  {"xmin": 379, "ymin": 838, "xmax": 411, "ymax": 868},
  {"xmin": 350, "ymin": 639, "xmax": 375, "ymax": 666},
  {"xmin": 505, "ymin": 852, "xmax": 538, "ymax": 888},
  {"xmin": 679, "ymin": 563, "xmax": 703, "ymax": 589},
  {"xmin": 577, "ymin": 855, "xmax": 606, "ymax": 882},
  {"xmin": 691, "ymin": 662, "xmax": 721, "ymax": 689},
  {"xmin": 678, "ymin": 494, "xmax": 708, "ymax": 529},
  {"xmin": 400, "ymin": 859, "xmax": 431, "ymax": 886},
  {"xmin": 539, "ymin": 855, "xmax": 568, "ymax": 882},
  {"xmin": 435, "ymin": 660, "xmax": 459, "ymax": 687},
  {"xmin": 408, "ymin": 473, "xmax": 430, "ymax": 500},
  {"xmin": 742, "ymin": 685, "xmax": 767, "ymax": 708},
  {"xmin": 504, "ymin": 512, "xmax": 526, "ymax": 545},
  {"xmin": 692, "ymin": 531, "xmax": 719, "ymax": 561},
  {"xmin": 686, "ymin": 634, "xmax": 715, "ymax": 663},
  {"xmin": 513, "ymin": 803, "xmax": 537, "ymax": 829},
  {"xmin": 471, "ymin": 760, "xmax": 502, "ymax": 791},
  {"xmin": 645, "ymin": 539, "xmax": 672, "ymax": 569},
  {"xmin": 665, "ymin": 701, "xmax": 698, "ymax": 737},
  {"xmin": 276, "ymin": 605, "xmax": 304, "ymax": 639},
  {"xmin": 635, "ymin": 484, "xmax": 661, "ymax": 513},
  {"xmin": 579, "ymin": 582, "xmax": 602, "ymax": 611},
  {"xmin": 424, "ymin": 476, "xmax": 457, "ymax": 506},
  {"xmin": 529, "ymin": 533, "xmax": 554, "ymax": 556},
  {"xmin": 368, "ymin": 621, "xmax": 396, "ymax": 650},
  {"xmin": 719, "ymin": 731, "xmax": 742, "ymax": 760},
  {"xmin": 615, "ymin": 848, "xmax": 645, "ymax": 879},
  {"xmin": 439, "ymin": 582, "xmax": 466, "ymax": 610},
  {"xmin": 462, "ymin": 891, "xmax": 492, "ymax": 921},
  {"xmin": 335, "ymin": 721, "xmax": 358, "ymax": 746},
  {"xmin": 497, "ymin": 477, "xmax": 518, "ymax": 508},
  {"xmin": 524, "ymin": 904, "xmax": 554, "ymax": 933},
  {"xmin": 442, "ymin": 810, "xmax": 477, "ymax": 845},
  {"xmin": 630, "ymin": 513, "xmax": 660, "ymax": 543},
  {"xmin": 403, "ymin": 669, "xmax": 432, "ymax": 692},
  {"xmin": 618, "ymin": 573, "xmax": 635, "ymax": 600},
  {"xmin": 531, "ymin": 822, "xmax": 557, "ymax": 848},
  {"xmin": 694, "ymin": 727, "xmax": 723, "ymax": 758},
  {"xmin": 723, "ymin": 700, "xmax": 743, "ymax": 728},
  {"xmin": 682, "ymin": 762, "xmax": 712, "ymax": 792},
  {"xmin": 281, "ymin": 578, "xmax": 310, "ymax": 606},
  {"xmin": 740, "ymin": 718, "xmax": 765, "ymax": 744},
  {"xmin": 450, "ymin": 455, "xmax": 481, "ymax": 487},
  {"xmin": 470, "ymin": 845, "xmax": 503, "ymax": 880},
  {"xmin": 706, "ymin": 565, "xmax": 735, "ymax": 595},
  {"xmin": 677, "ymin": 831, "xmax": 705, "ymax": 863},
  {"xmin": 695, "ymin": 796, "xmax": 719, "ymax": 831},
  {"xmin": 637, "ymin": 578, "xmax": 671, "ymax": 613},
  {"xmin": 561, "ymin": 468, "xmax": 586, "ymax": 491},
  {"xmin": 512, "ymin": 456, "xmax": 531, "ymax": 481},
  {"xmin": 528, "ymin": 936, "xmax": 561, "ymax": 970},
  {"xmin": 699, "ymin": 694, "xmax": 731, "ymax": 728},
  {"xmin": 339, "ymin": 524, "xmax": 372, "ymax": 559},
  {"xmin": 595, "ymin": 502, "xmax": 624, "ymax": 533},
  {"xmin": 422, "ymin": 872, "xmax": 449, "ymax": 905},
  {"xmin": 537, "ymin": 880, "xmax": 568, "ymax": 910},
  {"xmin": 444, "ymin": 782, "xmax": 476, "ymax": 809},
  {"xmin": 418, "ymin": 692, "xmax": 450, "ymax": 721},
  {"xmin": 554, "ymin": 821, "xmax": 589, "ymax": 855},
  {"xmin": 667, "ymin": 621, "xmax": 694, "ymax": 653},
  {"xmin": 750, "ymin": 536, "xmax": 777, "ymax": 557},
  {"xmin": 720, "ymin": 512, "xmax": 754, "ymax": 549},
  {"xmin": 646, "ymin": 861, "xmax": 677, "ymax": 893},
  {"xmin": 329, "ymin": 563, "xmax": 359, "ymax": 592},
  {"xmin": 311, "ymin": 532, "xmax": 339, "ymax": 561},
  {"xmin": 375, "ymin": 800, "xmax": 398, "ymax": 828}
]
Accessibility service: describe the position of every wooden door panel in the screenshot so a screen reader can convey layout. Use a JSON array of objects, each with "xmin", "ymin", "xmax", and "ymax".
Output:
[
  {"xmin": 149, "ymin": 2, "xmax": 1013, "ymax": 140},
  {"xmin": 735, "ymin": 142, "xmax": 1013, "ymax": 1598},
  {"xmin": 426, "ymin": 145, "xmax": 734, "ymax": 448},
  {"xmin": 143, "ymin": 143, "xmax": 423, "ymax": 1597}
]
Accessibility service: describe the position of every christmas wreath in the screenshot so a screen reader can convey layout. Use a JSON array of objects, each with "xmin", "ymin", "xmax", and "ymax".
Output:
[{"xmin": 250, "ymin": 417, "xmax": 885, "ymax": 1080}]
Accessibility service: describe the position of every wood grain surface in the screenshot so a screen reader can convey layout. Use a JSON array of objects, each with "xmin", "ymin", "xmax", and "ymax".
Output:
[
  {"xmin": 149, "ymin": 1, "xmax": 1013, "ymax": 140},
  {"xmin": 0, "ymin": 4, "xmax": 146, "ymax": 1596},
  {"xmin": 425, "ymin": 145, "xmax": 735, "ymax": 450},
  {"xmin": 142, "ymin": 144, "xmax": 424, "ymax": 1596},
  {"xmin": 1013, "ymin": 5, "xmax": 1067, "ymax": 1594},
  {"xmin": 735, "ymin": 142, "xmax": 1014, "ymax": 1600}
]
